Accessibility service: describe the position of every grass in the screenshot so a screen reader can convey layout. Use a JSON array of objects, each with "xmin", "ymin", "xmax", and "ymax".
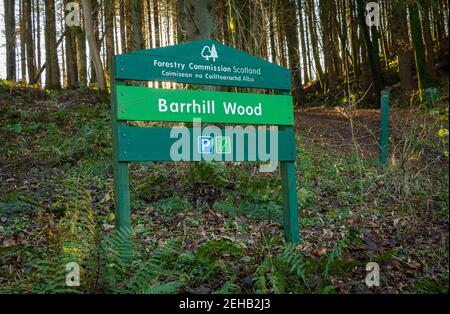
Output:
[{"xmin": 0, "ymin": 81, "xmax": 448, "ymax": 293}]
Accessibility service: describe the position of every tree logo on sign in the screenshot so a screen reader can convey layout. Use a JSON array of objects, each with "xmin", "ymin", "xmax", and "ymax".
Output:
[{"xmin": 201, "ymin": 44, "xmax": 218, "ymax": 62}]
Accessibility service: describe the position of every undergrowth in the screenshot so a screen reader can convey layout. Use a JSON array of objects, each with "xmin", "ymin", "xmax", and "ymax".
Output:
[{"xmin": 0, "ymin": 81, "xmax": 448, "ymax": 293}]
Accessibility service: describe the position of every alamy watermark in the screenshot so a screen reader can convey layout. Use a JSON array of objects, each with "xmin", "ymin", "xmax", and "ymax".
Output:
[
  {"xmin": 65, "ymin": 2, "xmax": 80, "ymax": 27},
  {"xmin": 365, "ymin": 262, "xmax": 380, "ymax": 287},
  {"xmin": 169, "ymin": 118, "xmax": 279, "ymax": 172},
  {"xmin": 65, "ymin": 261, "xmax": 80, "ymax": 287},
  {"xmin": 365, "ymin": 2, "xmax": 380, "ymax": 27}
]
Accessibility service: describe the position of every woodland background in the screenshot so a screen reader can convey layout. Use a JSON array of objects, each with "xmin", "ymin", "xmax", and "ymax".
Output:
[
  {"xmin": 1, "ymin": 0, "xmax": 448, "ymax": 103},
  {"xmin": 0, "ymin": 0, "xmax": 448, "ymax": 294}
]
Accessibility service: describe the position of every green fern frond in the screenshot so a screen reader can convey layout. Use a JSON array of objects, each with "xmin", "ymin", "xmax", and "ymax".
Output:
[
  {"xmin": 143, "ymin": 280, "xmax": 182, "ymax": 294},
  {"xmin": 213, "ymin": 280, "xmax": 240, "ymax": 294}
]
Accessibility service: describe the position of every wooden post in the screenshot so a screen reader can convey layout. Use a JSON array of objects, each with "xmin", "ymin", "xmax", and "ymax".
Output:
[
  {"xmin": 111, "ymin": 58, "xmax": 131, "ymax": 232},
  {"xmin": 379, "ymin": 89, "xmax": 390, "ymax": 165},
  {"xmin": 280, "ymin": 156, "xmax": 300, "ymax": 243},
  {"xmin": 280, "ymin": 90, "xmax": 300, "ymax": 243}
]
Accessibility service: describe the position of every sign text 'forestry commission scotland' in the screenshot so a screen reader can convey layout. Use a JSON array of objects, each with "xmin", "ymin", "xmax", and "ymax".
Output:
[{"xmin": 115, "ymin": 40, "xmax": 291, "ymax": 90}]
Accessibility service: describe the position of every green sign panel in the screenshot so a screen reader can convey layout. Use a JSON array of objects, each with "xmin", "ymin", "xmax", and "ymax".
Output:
[
  {"xmin": 115, "ymin": 40, "xmax": 291, "ymax": 90},
  {"xmin": 117, "ymin": 125, "xmax": 296, "ymax": 162},
  {"xmin": 117, "ymin": 85, "xmax": 294, "ymax": 125},
  {"xmin": 111, "ymin": 39, "xmax": 300, "ymax": 244}
]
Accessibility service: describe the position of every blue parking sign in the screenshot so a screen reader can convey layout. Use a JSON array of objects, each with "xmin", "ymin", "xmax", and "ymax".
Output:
[{"xmin": 198, "ymin": 136, "xmax": 214, "ymax": 154}]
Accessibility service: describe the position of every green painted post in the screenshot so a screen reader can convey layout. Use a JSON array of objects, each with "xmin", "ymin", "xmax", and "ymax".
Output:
[
  {"xmin": 280, "ymin": 90, "xmax": 300, "ymax": 243},
  {"xmin": 111, "ymin": 59, "xmax": 132, "ymax": 232},
  {"xmin": 280, "ymin": 155, "xmax": 300, "ymax": 243},
  {"xmin": 380, "ymin": 89, "xmax": 390, "ymax": 165}
]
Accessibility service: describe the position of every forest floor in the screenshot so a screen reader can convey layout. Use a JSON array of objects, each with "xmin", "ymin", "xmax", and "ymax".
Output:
[{"xmin": 0, "ymin": 80, "xmax": 448, "ymax": 294}]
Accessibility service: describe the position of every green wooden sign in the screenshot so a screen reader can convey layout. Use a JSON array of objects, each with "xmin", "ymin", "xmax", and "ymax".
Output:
[
  {"xmin": 117, "ymin": 85, "xmax": 294, "ymax": 125},
  {"xmin": 115, "ymin": 40, "xmax": 291, "ymax": 90},
  {"xmin": 111, "ymin": 39, "xmax": 300, "ymax": 244}
]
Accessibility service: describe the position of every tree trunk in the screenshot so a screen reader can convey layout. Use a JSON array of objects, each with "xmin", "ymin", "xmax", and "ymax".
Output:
[
  {"xmin": 81, "ymin": 0, "xmax": 106, "ymax": 90},
  {"xmin": 285, "ymin": 0, "xmax": 303, "ymax": 105},
  {"xmin": 304, "ymin": 3, "xmax": 312, "ymax": 80},
  {"xmin": 177, "ymin": 0, "xmax": 214, "ymax": 42},
  {"xmin": 130, "ymin": 0, "xmax": 143, "ymax": 50},
  {"xmin": 25, "ymin": 0, "xmax": 36, "ymax": 84},
  {"xmin": 146, "ymin": 0, "xmax": 153, "ymax": 46},
  {"xmin": 105, "ymin": 0, "xmax": 115, "ymax": 74},
  {"xmin": 306, "ymin": 0, "xmax": 322, "ymax": 84},
  {"xmin": 89, "ymin": 0, "xmax": 99, "ymax": 83},
  {"xmin": 421, "ymin": 0, "xmax": 437, "ymax": 80},
  {"xmin": 297, "ymin": 0, "xmax": 309, "ymax": 82},
  {"xmin": 268, "ymin": 1, "xmax": 277, "ymax": 63},
  {"xmin": 356, "ymin": 0, "xmax": 382, "ymax": 106},
  {"xmin": 390, "ymin": 0, "xmax": 413, "ymax": 96},
  {"xmin": 319, "ymin": 0, "xmax": 337, "ymax": 94},
  {"xmin": 349, "ymin": 0, "xmax": 359, "ymax": 78},
  {"xmin": 5, "ymin": 0, "xmax": 17, "ymax": 81},
  {"xmin": 45, "ymin": 0, "xmax": 61, "ymax": 88},
  {"xmin": 64, "ymin": 0, "xmax": 79, "ymax": 87},
  {"xmin": 153, "ymin": 0, "xmax": 160, "ymax": 46},
  {"xmin": 119, "ymin": 0, "xmax": 126, "ymax": 52},
  {"xmin": 409, "ymin": 2, "xmax": 432, "ymax": 91},
  {"xmin": 20, "ymin": 0, "xmax": 27, "ymax": 81},
  {"xmin": 276, "ymin": 1, "xmax": 287, "ymax": 67},
  {"xmin": 76, "ymin": 25, "xmax": 87, "ymax": 87},
  {"xmin": 36, "ymin": 0, "xmax": 41, "ymax": 83}
]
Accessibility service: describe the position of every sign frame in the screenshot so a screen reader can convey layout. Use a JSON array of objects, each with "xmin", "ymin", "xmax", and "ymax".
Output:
[{"xmin": 111, "ymin": 40, "xmax": 300, "ymax": 244}]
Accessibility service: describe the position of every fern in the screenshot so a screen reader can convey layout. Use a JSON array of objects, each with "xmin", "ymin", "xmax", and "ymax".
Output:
[
  {"xmin": 99, "ymin": 232, "xmax": 184, "ymax": 294},
  {"xmin": 322, "ymin": 228, "xmax": 360, "ymax": 280},
  {"xmin": 280, "ymin": 244, "xmax": 307, "ymax": 284},
  {"xmin": 322, "ymin": 239, "xmax": 345, "ymax": 280},
  {"xmin": 254, "ymin": 257, "xmax": 271, "ymax": 293},
  {"xmin": 144, "ymin": 280, "xmax": 182, "ymax": 294},
  {"xmin": 213, "ymin": 281, "xmax": 240, "ymax": 294}
]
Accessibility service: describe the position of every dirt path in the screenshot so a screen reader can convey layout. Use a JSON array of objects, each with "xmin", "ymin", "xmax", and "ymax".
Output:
[{"xmin": 295, "ymin": 108, "xmax": 383, "ymax": 159}]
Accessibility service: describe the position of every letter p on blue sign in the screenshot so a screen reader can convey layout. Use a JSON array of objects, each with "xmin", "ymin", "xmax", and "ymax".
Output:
[{"xmin": 198, "ymin": 136, "xmax": 213, "ymax": 154}]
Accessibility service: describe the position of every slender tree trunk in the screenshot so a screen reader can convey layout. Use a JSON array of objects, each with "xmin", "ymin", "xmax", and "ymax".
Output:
[
  {"xmin": 105, "ymin": 0, "xmax": 115, "ymax": 74},
  {"xmin": 36, "ymin": 0, "xmax": 41, "ymax": 83},
  {"xmin": 297, "ymin": 0, "xmax": 309, "ymax": 82},
  {"xmin": 64, "ymin": 0, "xmax": 79, "ymax": 87},
  {"xmin": 145, "ymin": 0, "xmax": 153, "ymax": 46},
  {"xmin": 25, "ymin": 0, "xmax": 36, "ymax": 84},
  {"xmin": 81, "ymin": 0, "xmax": 106, "ymax": 90},
  {"xmin": 60, "ymin": 7, "xmax": 66, "ymax": 86},
  {"xmin": 76, "ymin": 26, "xmax": 87, "ymax": 86},
  {"xmin": 285, "ymin": 0, "xmax": 303, "ymax": 105},
  {"xmin": 276, "ymin": 1, "xmax": 287, "ymax": 67},
  {"xmin": 349, "ymin": 0, "xmax": 359, "ymax": 78},
  {"xmin": 5, "ymin": 0, "xmax": 17, "ymax": 81},
  {"xmin": 20, "ymin": 0, "xmax": 27, "ymax": 81},
  {"xmin": 153, "ymin": 0, "xmax": 161, "ymax": 46},
  {"xmin": 356, "ymin": 0, "xmax": 382, "ymax": 105},
  {"xmin": 130, "ymin": 0, "xmax": 143, "ymax": 50},
  {"xmin": 124, "ymin": 0, "xmax": 131, "ymax": 50},
  {"xmin": 319, "ymin": 0, "xmax": 337, "ymax": 94},
  {"xmin": 45, "ymin": 0, "xmax": 60, "ymax": 88},
  {"xmin": 304, "ymin": 3, "xmax": 312, "ymax": 80},
  {"xmin": 421, "ymin": 0, "xmax": 437, "ymax": 80},
  {"xmin": 90, "ymin": 0, "xmax": 99, "ymax": 83},
  {"xmin": 409, "ymin": 2, "xmax": 432, "ymax": 91},
  {"xmin": 391, "ymin": 0, "xmax": 413, "ymax": 96},
  {"xmin": 268, "ymin": 1, "xmax": 277, "ymax": 63},
  {"xmin": 307, "ymin": 0, "xmax": 322, "ymax": 84},
  {"xmin": 119, "ymin": 0, "xmax": 126, "ymax": 52}
]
